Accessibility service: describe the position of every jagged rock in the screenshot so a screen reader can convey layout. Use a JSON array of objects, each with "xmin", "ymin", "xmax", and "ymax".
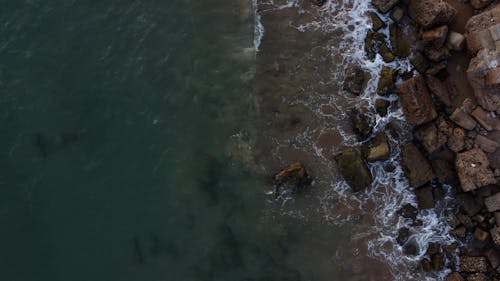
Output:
[
  {"xmin": 491, "ymin": 226, "xmax": 500, "ymax": 246},
  {"xmin": 390, "ymin": 6, "xmax": 404, "ymax": 22},
  {"xmin": 377, "ymin": 66, "xmax": 398, "ymax": 95},
  {"xmin": 375, "ymin": 99, "xmax": 390, "ymax": 117},
  {"xmin": 337, "ymin": 148, "xmax": 373, "ymax": 192},
  {"xmin": 344, "ymin": 66, "xmax": 366, "ymax": 95},
  {"xmin": 475, "ymin": 135, "xmax": 499, "ymax": 153},
  {"xmin": 422, "ymin": 25, "xmax": 449, "ymax": 48},
  {"xmin": 456, "ymin": 148, "xmax": 497, "ymax": 192},
  {"xmin": 447, "ymin": 31, "xmax": 466, "ymax": 51},
  {"xmin": 431, "ymin": 158, "xmax": 457, "ymax": 184},
  {"xmin": 415, "ymin": 123, "xmax": 447, "ymax": 154},
  {"xmin": 465, "ymin": 5, "xmax": 500, "ymax": 53},
  {"xmin": 396, "ymin": 75, "xmax": 437, "ymax": 125},
  {"xmin": 467, "ymin": 273, "xmax": 488, "ymax": 281},
  {"xmin": 350, "ymin": 109, "xmax": 373, "ymax": 141},
  {"xmin": 365, "ymin": 31, "xmax": 386, "ymax": 60},
  {"xmin": 372, "ymin": 0, "xmax": 399, "ymax": 13},
  {"xmin": 401, "ymin": 142, "xmax": 435, "ymax": 188},
  {"xmin": 446, "ymin": 272, "xmax": 465, "ymax": 281},
  {"xmin": 426, "ymin": 75, "xmax": 452, "ymax": 108},
  {"xmin": 379, "ymin": 42, "xmax": 395, "ymax": 62},
  {"xmin": 448, "ymin": 128, "xmax": 466, "ymax": 152},
  {"xmin": 415, "ymin": 185, "xmax": 435, "ymax": 209},
  {"xmin": 397, "ymin": 204, "xmax": 418, "ymax": 220},
  {"xmin": 470, "ymin": 0, "xmax": 493, "ymax": 10},
  {"xmin": 456, "ymin": 193, "xmax": 482, "ymax": 216},
  {"xmin": 410, "ymin": 52, "xmax": 430, "ymax": 74},
  {"xmin": 363, "ymin": 133, "xmax": 390, "ymax": 161},
  {"xmin": 273, "ymin": 162, "xmax": 312, "ymax": 195},
  {"xmin": 370, "ymin": 12, "xmax": 386, "ymax": 31},
  {"xmin": 485, "ymin": 192, "xmax": 500, "ymax": 212},
  {"xmin": 426, "ymin": 61, "xmax": 448, "ymax": 75},
  {"xmin": 467, "ymin": 51, "xmax": 500, "ymax": 112},
  {"xmin": 471, "ymin": 107, "xmax": 497, "ymax": 131},
  {"xmin": 459, "ymin": 256, "xmax": 489, "ymax": 273},
  {"xmin": 409, "ymin": 0, "xmax": 457, "ymax": 29},
  {"xmin": 450, "ymin": 108, "xmax": 477, "ymax": 130},
  {"xmin": 474, "ymin": 227, "xmax": 490, "ymax": 241},
  {"xmin": 424, "ymin": 46, "xmax": 450, "ymax": 62}
]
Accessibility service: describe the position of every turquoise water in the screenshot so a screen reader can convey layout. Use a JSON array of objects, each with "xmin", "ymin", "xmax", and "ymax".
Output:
[{"xmin": 0, "ymin": 1, "xmax": 282, "ymax": 280}]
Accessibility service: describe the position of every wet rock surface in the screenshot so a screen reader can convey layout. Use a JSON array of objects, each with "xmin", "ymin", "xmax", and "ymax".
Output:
[
  {"xmin": 396, "ymin": 75, "xmax": 437, "ymax": 126},
  {"xmin": 401, "ymin": 142, "xmax": 435, "ymax": 188},
  {"xmin": 456, "ymin": 148, "xmax": 497, "ymax": 192},
  {"xmin": 337, "ymin": 148, "xmax": 373, "ymax": 192}
]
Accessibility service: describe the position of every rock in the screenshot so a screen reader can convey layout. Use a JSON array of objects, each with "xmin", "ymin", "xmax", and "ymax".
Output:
[
  {"xmin": 397, "ymin": 227, "xmax": 410, "ymax": 245},
  {"xmin": 401, "ymin": 142, "xmax": 435, "ymax": 188},
  {"xmin": 379, "ymin": 42, "xmax": 395, "ymax": 62},
  {"xmin": 273, "ymin": 162, "xmax": 312, "ymax": 195},
  {"xmin": 363, "ymin": 133, "xmax": 390, "ymax": 161},
  {"xmin": 470, "ymin": 0, "xmax": 493, "ymax": 10},
  {"xmin": 476, "ymin": 135, "xmax": 499, "ymax": 153},
  {"xmin": 431, "ymin": 158, "xmax": 457, "ymax": 184},
  {"xmin": 474, "ymin": 227, "xmax": 490, "ymax": 241},
  {"xmin": 485, "ymin": 192, "xmax": 500, "ymax": 212},
  {"xmin": 375, "ymin": 99, "xmax": 390, "ymax": 117},
  {"xmin": 490, "ymin": 23, "xmax": 500, "ymax": 41},
  {"xmin": 471, "ymin": 107, "xmax": 497, "ymax": 131},
  {"xmin": 424, "ymin": 46, "xmax": 450, "ymax": 62},
  {"xmin": 390, "ymin": 7, "xmax": 404, "ymax": 22},
  {"xmin": 432, "ymin": 253, "xmax": 445, "ymax": 271},
  {"xmin": 350, "ymin": 109, "xmax": 373, "ymax": 141},
  {"xmin": 415, "ymin": 185, "xmax": 435, "ymax": 209},
  {"xmin": 456, "ymin": 148, "xmax": 497, "ymax": 192},
  {"xmin": 421, "ymin": 258, "xmax": 432, "ymax": 271},
  {"xmin": 447, "ymin": 31, "xmax": 466, "ymax": 51},
  {"xmin": 415, "ymin": 123, "xmax": 447, "ymax": 154},
  {"xmin": 485, "ymin": 67, "xmax": 500, "ymax": 86},
  {"xmin": 459, "ymin": 256, "xmax": 489, "ymax": 273},
  {"xmin": 457, "ymin": 193, "xmax": 482, "ymax": 216},
  {"xmin": 410, "ymin": 52, "xmax": 430, "ymax": 74},
  {"xmin": 448, "ymin": 128, "xmax": 466, "ymax": 152},
  {"xmin": 426, "ymin": 74, "xmax": 452, "ymax": 108},
  {"xmin": 467, "ymin": 30, "xmax": 496, "ymax": 55},
  {"xmin": 344, "ymin": 66, "xmax": 366, "ymax": 95},
  {"xmin": 491, "ymin": 226, "xmax": 500, "ymax": 246},
  {"xmin": 422, "ymin": 25, "xmax": 449, "ymax": 48},
  {"xmin": 403, "ymin": 242, "xmax": 418, "ymax": 256},
  {"xmin": 337, "ymin": 148, "xmax": 373, "ymax": 192},
  {"xmin": 458, "ymin": 212, "xmax": 475, "ymax": 228},
  {"xmin": 426, "ymin": 61, "xmax": 448, "ymax": 75},
  {"xmin": 390, "ymin": 24, "xmax": 411, "ymax": 57},
  {"xmin": 370, "ymin": 12, "xmax": 386, "ymax": 31},
  {"xmin": 427, "ymin": 242, "xmax": 440, "ymax": 255},
  {"xmin": 447, "ymin": 272, "xmax": 465, "ymax": 281},
  {"xmin": 377, "ymin": 66, "xmax": 398, "ymax": 95},
  {"xmin": 365, "ymin": 31, "xmax": 386, "ymax": 60},
  {"xmin": 465, "ymin": 4, "xmax": 500, "ymax": 52},
  {"xmin": 450, "ymin": 226, "xmax": 467, "ymax": 238},
  {"xmin": 450, "ymin": 108, "xmax": 478, "ymax": 130},
  {"xmin": 467, "ymin": 50, "xmax": 500, "ymax": 112},
  {"xmin": 372, "ymin": 0, "xmax": 399, "ymax": 13},
  {"xmin": 467, "ymin": 273, "xmax": 488, "ymax": 281},
  {"xmin": 409, "ymin": 0, "xmax": 457, "ymax": 29},
  {"xmin": 396, "ymin": 75, "xmax": 437, "ymax": 125},
  {"xmin": 484, "ymin": 248, "xmax": 500, "ymax": 269},
  {"xmin": 397, "ymin": 204, "xmax": 418, "ymax": 220}
]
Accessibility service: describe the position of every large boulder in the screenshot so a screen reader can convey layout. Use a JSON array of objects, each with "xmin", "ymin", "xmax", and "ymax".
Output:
[
  {"xmin": 459, "ymin": 256, "xmax": 489, "ymax": 273},
  {"xmin": 337, "ymin": 148, "xmax": 373, "ymax": 192},
  {"xmin": 401, "ymin": 142, "xmax": 435, "ymax": 188},
  {"xmin": 422, "ymin": 25, "xmax": 449, "ymax": 48},
  {"xmin": 409, "ymin": 0, "xmax": 456, "ymax": 29},
  {"xmin": 467, "ymin": 50, "xmax": 500, "ymax": 112},
  {"xmin": 455, "ymin": 148, "xmax": 497, "ymax": 192},
  {"xmin": 362, "ymin": 133, "xmax": 390, "ymax": 161},
  {"xmin": 465, "ymin": 4, "xmax": 500, "ymax": 54},
  {"xmin": 372, "ymin": 0, "xmax": 399, "ymax": 14},
  {"xmin": 396, "ymin": 75, "xmax": 437, "ymax": 125},
  {"xmin": 273, "ymin": 162, "xmax": 312, "ymax": 196}
]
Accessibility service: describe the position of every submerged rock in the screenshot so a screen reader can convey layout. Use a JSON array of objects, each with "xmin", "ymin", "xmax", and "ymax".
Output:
[
  {"xmin": 350, "ymin": 109, "xmax": 373, "ymax": 141},
  {"xmin": 337, "ymin": 148, "xmax": 373, "ymax": 192},
  {"xmin": 377, "ymin": 66, "xmax": 398, "ymax": 95},
  {"xmin": 273, "ymin": 162, "xmax": 312, "ymax": 196},
  {"xmin": 343, "ymin": 66, "xmax": 366, "ymax": 95},
  {"xmin": 362, "ymin": 133, "xmax": 390, "ymax": 161},
  {"xmin": 375, "ymin": 99, "xmax": 390, "ymax": 117},
  {"xmin": 370, "ymin": 12, "xmax": 386, "ymax": 31},
  {"xmin": 372, "ymin": 0, "xmax": 399, "ymax": 14}
]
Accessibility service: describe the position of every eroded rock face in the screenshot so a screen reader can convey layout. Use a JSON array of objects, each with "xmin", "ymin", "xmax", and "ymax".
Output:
[
  {"xmin": 409, "ymin": 0, "xmax": 456, "ymax": 29},
  {"xmin": 337, "ymin": 148, "xmax": 373, "ymax": 192},
  {"xmin": 401, "ymin": 142, "xmax": 435, "ymax": 188},
  {"xmin": 455, "ymin": 148, "xmax": 497, "ymax": 192},
  {"xmin": 397, "ymin": 75, "xmax": 437, "ymax": 125}
]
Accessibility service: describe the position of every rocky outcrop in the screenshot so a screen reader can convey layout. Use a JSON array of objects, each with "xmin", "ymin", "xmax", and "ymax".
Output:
[
  {"xmin": 396, "ymin": 75, "xmax": 437, "ymax": 125},
  {"xmin": 337, "ymin": 148, "xmax": 373, "ymax": 192},
  {"xmin": 409, "ymin": 0, "xmax": 456, "ymax": 29},
  {"xmin": 455, "ymin": 148, "xmax": 497, "ymax": 192},
  {"xmin": 273, "ymin": 162, "xmax": 312, "ymax": 196},
  {"xmin": 401, "ymin": 142, "xmax": 435, "ymax": 188}
]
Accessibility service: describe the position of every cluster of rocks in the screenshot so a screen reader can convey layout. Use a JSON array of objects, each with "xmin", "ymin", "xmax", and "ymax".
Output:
[{"xmin": 340, "ymin": 0, "xmax": 500, "ymax": 279}]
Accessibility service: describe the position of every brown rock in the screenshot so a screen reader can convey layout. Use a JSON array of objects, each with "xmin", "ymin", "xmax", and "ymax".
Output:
[
  {"xmin": 485, "ymin": 67, "xmax": 500, "ymax": 86},
  {"xmin": 465, "ymin": 4, "xmax": 500, "ymax": 54},
  {"xmin": 471, "ymin": 107, "xmax": 497, "ymax": 131},
  {"xmin": 459, "ymin": 256, "xmax": 488, "ymax": 273},
  {"xmin": 424, "ymin": 46, "xmax": 450, "ymax": 62},
  {"xmin": 484, "ymin": 248, "xmax": 500, "ymax": 269},
  {"xmin": 455, "ymin": 148, "xmax": 497, "ymax": 192},
  {"xmin": 476, "ymin": 135, "xmax": 499, "ymax": 153},
  {"xmin": 397, "ymin": 204, "xmax": 418, "ymax": 220},
  {"xmin": 390, "ymin": 7, "xmax": 404, "ymax": 22},
  {"xmin": 467, "ymin": 50, "xmax": 500, "ymax": 112},
  {"xmin": 450, "ymin": 108, "xmax": 477, "ymax": 130},
  {"xmin": 396, "ymin": 75, "xmax": 437, "ymax": 126},
  {"xmin": 470, "ymin": 0, "xmax": 493, "ymax": 9},
  {"xmin": 377, "ymin": 66, "xmax": 398, "ymax": 95},
  {"xmin": 467, "ymin": 30, "xmax": 495, "ymax": 55},
  {"xmin": 415, "ymin": 185, "xmax": 435, "ymax": 209},
  {"xmin": 370, "ymin": 12, "xmax": 386, "ymax": 31},
  {"xmin": 415, "ymin": 123, "xmax": 447, "ymax": 154},
  {"xmin": 410, "ymin": 52, "xmax": 430, "ymax": 74},
  {"xmin": 474, "ymin": 227, "xmax": 490, "ymax": 241},
  {"xmin": 447, "ymin": 31, "xmax": 466, "ymax": 51},
  {"xmin": 350, "ymin": 109, "xmax": 373, "ymax": 141},
  {"xmin": 421, "ymin": 258, "xmax": 432, "ymax": 271},
  {"xmin": 491, "ymin": 23, "xmax": 500, "ymax": 41},
  {"xmin": 446, "ymin": 272, "xmax": 465, "ymax": 281},
  {"xmin": 363, "ymin": 133, "xmax": 390, "ymax": 161},
  {"xmin": 491, "ymin": 226, "xmax": 500, "ymax": 245},
  {"xmin": 343, "ymin": 66, "xmax": 366, "ymax": 95},
  {"xmin": 409, "ymin": 0, "xmax": 457, "ymax": 29},
  {"xmin": 448, "ymin": 127, "xmax": 466, "ymax": 152},
  {"xmin": 273, "ymin": 162, "xmax": 312, "ymax": 195},
  {"xmin": 422, "ymin": 25, "xmax": 449, "ymax": 48},
  {"xmin": 426, "ymin": 61, "xmax": 448, "ymax": 75},
  {"xmin": 375, "ymin": 99, "xmax": 390, "ymax": 117},
  {"xmin": 372, "ymin": 0, "xmax": 399, "ymax": 13},
  {"xmin": 450, "ymin": 226, "xmax": 467, "ymax": 237},
  {"xmin": 426, "ymin": 75, "xmax": 452, "ymax": 107},
  {"xmin": 485, "ymin": 192, "xmax": 500, "ymax": 212},
  {"xmin": 432, "ymin": 253, "xmax": 445, "ymax": 270},
  {"xmin": 337, "ymin": 148, "xmax": 373, "ymax": 192},
  {"xmin": 457, "ymin": 193, "xmax": 482, "ymax": 216},
  {"xmin": 401, "ymin": 142, "xmax": 435, "ymax": 188},
  {"xmin": 467, "ymin": 273, "xmax": 488, "ymax": 281}
]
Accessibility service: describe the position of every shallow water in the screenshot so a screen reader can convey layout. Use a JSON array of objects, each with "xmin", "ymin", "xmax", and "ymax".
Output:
[{"xmin": 0, "ymin": 0, "xmax": 457, "ymax": 280}]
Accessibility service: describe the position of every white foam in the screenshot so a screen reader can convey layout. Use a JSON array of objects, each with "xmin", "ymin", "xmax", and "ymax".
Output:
[{"xmin": 252, "ymin": 0, "xmax": 264, "ymax": 51}]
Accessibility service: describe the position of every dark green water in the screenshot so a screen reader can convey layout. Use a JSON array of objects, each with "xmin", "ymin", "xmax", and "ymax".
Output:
[{"xmin": 0, "ymin": 1, "xmax": 288, "ymax": 280}]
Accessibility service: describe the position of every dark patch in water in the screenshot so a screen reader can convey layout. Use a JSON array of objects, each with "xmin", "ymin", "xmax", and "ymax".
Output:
[{"xmin": 132, "ymin": 236, "xmax": 144, "ymax": 264}]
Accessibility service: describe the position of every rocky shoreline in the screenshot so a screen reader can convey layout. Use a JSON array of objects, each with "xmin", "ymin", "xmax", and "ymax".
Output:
[{"xmin": 342, "ymin": 0, "xmax": 500, "ymax": 279}]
